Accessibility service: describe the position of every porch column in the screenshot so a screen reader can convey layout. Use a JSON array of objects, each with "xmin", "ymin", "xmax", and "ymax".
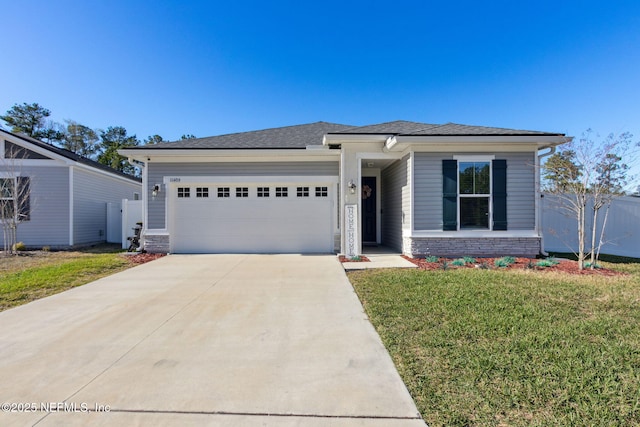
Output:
[{"xmin": 340, "ymin": 145, "xmax": 361, "ymax": 256}]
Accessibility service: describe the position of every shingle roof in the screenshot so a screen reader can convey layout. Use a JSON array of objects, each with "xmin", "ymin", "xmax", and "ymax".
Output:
[
  {"xmin": 0, "ymin": 129, "xmax": 141, "ymax": 182},
  {"xmin": 339, "ymin": 120, "xmax": 439, "ymax": 134},
  {"xmin": 127, "ymin": 120, "xmax": 564, "ymax": 151},
  {"xmin": 403, "ymin": 122, "xmax": 562, "ymax": 136},
  {"xmin": 330, "ymin": 121, "xmax": 562, "ymax": 137},
  {"xmin": 141, "ymin": 122, "xmax": 354, "ymax": 149}
]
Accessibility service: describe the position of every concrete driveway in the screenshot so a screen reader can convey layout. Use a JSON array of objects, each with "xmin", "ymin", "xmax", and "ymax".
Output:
[{"xmin": 0, "ymin": 254, "xmax": 426, "ymax": 426}]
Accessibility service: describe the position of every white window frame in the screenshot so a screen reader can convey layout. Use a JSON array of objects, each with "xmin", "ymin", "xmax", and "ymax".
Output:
[
  {"xmin": 315, "ymin": 186, "xmax": 328, "ymax": 197},
  {"xmin": 275, "ymin": 187, "xmax": 288, "ymax": 197},
  {"xmin": 196, "ymin": 187, "xmax": 209, "ymax": 198},
  {"xmin": 0, "ymin": 177, "xmax": 16, "ymax": 220},
  {"xmin": 235, "ymin": 187, "xmax": 248, "ymax": 198},
  {"xmin": 454, "ymin": 155, "xmax": 494, "ymax": 231},
  {"xmin": 177, "ymin": 187, "xmax": 190, "ymax": 198},
  {"xmin": 297, "ymin": 186, "xmax": 309, "ymax": 197}
]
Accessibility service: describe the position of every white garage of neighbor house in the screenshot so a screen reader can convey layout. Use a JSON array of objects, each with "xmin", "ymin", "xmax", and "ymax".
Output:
[
  {"xmin": 119, "ymin": 121, "xmax": 569, "ymax": 257},
  {"xmin": 1, "ymin": 129, "xmax": 142, "ymax": 248}
]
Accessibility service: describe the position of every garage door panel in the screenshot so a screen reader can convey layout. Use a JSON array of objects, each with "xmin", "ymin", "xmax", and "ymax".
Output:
[{"xmin": 170, "ymin": 182, "xmax": 334, "ymax": 253}]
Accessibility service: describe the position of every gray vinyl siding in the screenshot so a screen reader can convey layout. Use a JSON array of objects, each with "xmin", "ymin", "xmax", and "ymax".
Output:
[
  {"xmin": 404, "ymin": 157, "xmax": 412, "ymax": 233},
  {"xmin": 413, "ymin": 152, "xmax": 536, "ymax": 231},
  {"xmin": 73, "ymin": 168, "xmax": 142, "ymax": 245},
  {"xmin": 147, "ymin": 161, "xmax": 339, "ymax": 229},
  {"xmin": 504, "ymin": 152, "xmax": 536, "ymax": 230},
  {"xmin": 381, "ymin": 155, "xmax": 409, "ymax": 251},
  {"xmin": 413, "ymin": 153, "xmax": 443, "ymax": 230},
  {"xmin": 15, "ymin": 166, "xmax": 70, "ymax": 246}
]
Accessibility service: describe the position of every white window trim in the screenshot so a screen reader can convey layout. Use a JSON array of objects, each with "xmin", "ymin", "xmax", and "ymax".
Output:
[
  {"xmin": 0, "ymin": 176, "xmax": 31, "ymax": 224},
  {"xmin": 0, "ymin": 177, "xmax": 16, "ymax": 220},
  {"xmin": 455, "ymin": 156, "xmax": 494, "ymax": 231}
]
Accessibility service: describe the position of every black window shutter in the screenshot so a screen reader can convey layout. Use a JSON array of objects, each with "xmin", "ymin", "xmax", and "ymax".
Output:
[
  {"xmin": 17, "ymin": 176, "xmax": 30, "ymax": 221},
  {"xmin": 442, "ymin": 159, "xmax": 458, "ymax": 230},
  {"xmin": 492, "ymin": 160, "xmax": 507, "ymax": 230}
]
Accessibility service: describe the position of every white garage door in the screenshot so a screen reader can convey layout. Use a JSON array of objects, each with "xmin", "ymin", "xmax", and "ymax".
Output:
[{"xmin": 170, "ymin": 181, "xmax": 335, "ymax": 253}]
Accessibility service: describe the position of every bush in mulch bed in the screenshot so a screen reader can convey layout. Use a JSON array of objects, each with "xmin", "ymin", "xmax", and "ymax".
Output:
[
  {"xmin": 339, "ymin": 255, "xmax": 371, "ymax": 262},
  {"xmin": 125, "ymin": 252, "xmax": 167, "ymax": 264},
  {"xmin": 402, "ymin": 255, "xmax": 624, "ymax": 276}
]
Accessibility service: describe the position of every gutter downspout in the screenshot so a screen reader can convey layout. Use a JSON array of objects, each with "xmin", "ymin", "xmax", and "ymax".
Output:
[{"xmin": 537, "ymin": 146, "xmax": 556, "ymax": 256}]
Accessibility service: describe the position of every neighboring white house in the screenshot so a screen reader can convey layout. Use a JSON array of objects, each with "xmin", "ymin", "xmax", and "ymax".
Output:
[
  {"xmin": 120, "ymin": 121, "xmax": 569, "ymax": 257},
  {"xmin": 0, "ymin": 129, "xmax": 142, "ymax": 248}
]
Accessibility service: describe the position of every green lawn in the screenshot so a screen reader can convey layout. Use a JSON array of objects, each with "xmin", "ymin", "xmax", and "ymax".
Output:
[
  {"xmin": 0, "ymin": 249, "xmax": 132, "ymax": 311},
  {"xmin": 349, "ymin": 264, "xmax": 640, "ymax": 427}
]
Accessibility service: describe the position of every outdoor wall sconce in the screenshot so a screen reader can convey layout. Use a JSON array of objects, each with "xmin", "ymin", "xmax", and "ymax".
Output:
[
  {"xmin": 152, "ymin": 184, "xmax": 161, "ymax": 199},
  {"xmin": 348, "ymin": 180, "xmax": 357, "ymax": 194}
]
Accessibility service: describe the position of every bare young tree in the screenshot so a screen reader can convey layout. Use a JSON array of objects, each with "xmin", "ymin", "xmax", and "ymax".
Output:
[
  {"xmin": 542, "ymin": 130, "xmax": 635, "ymax": 269},
  {"xmin": 1, "ymin": 143, "xmax": 32, "ymax": 255}
]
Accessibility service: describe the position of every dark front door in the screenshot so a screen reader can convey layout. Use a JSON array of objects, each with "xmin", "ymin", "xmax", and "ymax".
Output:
[{"xmin": 361, "ymin": 176, "xmax": 377, "ymax": 243}]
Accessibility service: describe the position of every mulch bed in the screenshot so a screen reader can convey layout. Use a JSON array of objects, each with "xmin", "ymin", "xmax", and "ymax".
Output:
[
  {"xmin": 339, "ymin": 255, "xmax": 371, "ymax": 263},
  {"xmin": 402, "ymin": 256, "xmax": 624, "ymax": 276},
  {"xmin": 125, "ymin": 252, "xmax": 167, "ymax": 264}
]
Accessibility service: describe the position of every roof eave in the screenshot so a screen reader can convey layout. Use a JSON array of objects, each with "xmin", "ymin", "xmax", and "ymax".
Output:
[
  {"xmin": 322, "ymin": 133, "xmax": 391, "ymax": 145},
  {"xmin": 1, "ymin": 129, "xmax": 140, "ymax": 182},
  {"xmin": 385, "ymin": 134, "xmax": 570, "ymax": 151},
  {"xmin": 119, "ymin": 147, "xmax": 340, "ymax": 162}
]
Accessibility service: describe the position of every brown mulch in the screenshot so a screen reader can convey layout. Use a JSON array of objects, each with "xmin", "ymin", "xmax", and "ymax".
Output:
[
  {"xmin": 339, "ymin": 255, "xmax": 371, "ymax": 263},
  {"xmin": 402, "ymin": 255, "xmax": 625, "ymax": 276},
  {"xmin": 125, "ymin": 252, "xmax": 167, "ymax": 264}
]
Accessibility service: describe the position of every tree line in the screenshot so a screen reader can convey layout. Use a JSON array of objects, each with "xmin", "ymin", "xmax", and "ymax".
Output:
[{"xmin": 0, "ymin": 102, "xmax": 196, "ymax": 176}]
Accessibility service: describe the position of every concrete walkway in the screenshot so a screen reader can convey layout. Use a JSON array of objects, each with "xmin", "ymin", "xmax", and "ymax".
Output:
[
  {"xmin": 0, "ymin": 255, "xmax": 425, "ymax": 426},
  {"xmin": 342, "ymin": 247, "xmax": 418, "ymax": 271}
]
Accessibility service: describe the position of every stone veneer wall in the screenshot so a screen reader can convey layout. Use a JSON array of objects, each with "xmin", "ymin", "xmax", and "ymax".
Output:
[
  {"xmin": 144, "ymin": 233, "xmax": 170, "ymax": 253},
  {"xmin": 404, "ymin": 237, "xmax": 541, "ymax": 258}
]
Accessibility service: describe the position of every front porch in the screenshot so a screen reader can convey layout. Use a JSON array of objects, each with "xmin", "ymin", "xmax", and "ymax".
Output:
[{"xmin": 340, "ymin": 153, "xmax": 407, "ymax": 257}]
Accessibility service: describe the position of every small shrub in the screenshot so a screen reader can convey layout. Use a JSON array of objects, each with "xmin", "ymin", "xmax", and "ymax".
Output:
[
  {"xmin": 12, "ymin": 242, "xmax": 26, "ymax": 252},
  {"xmin": 536, "ymin": 257, "xmax": 560, "ymax": 268},
  {"xmin": 462, "ymin": 256, "xmax": 476, "ymax": 264},
  {"xmin": 425, "ymin": 255, "xmax": 439, "ymax": 263},
  {"xmin": 546, "ymin": 256, "xmax": 560, "ymax": 266},
  {"xmin": 536, "ymin": 259, "xmax": 553, "ymax": 268},
  {"xmin": 451, "ymin": 258, "xmax": 466, "ymax": 266},
  {"xmin": 477, "ymin": 262, "xmax": 490, "ymax": 270},
  {"xmin": 42, "ymin": 246, "xmax": 51, "ymax": 252},
  {"xmin": 350, "ymin": 256, "xmax": 362, "ymax": 262},
  {"xmin": 525, "ymin": 260, "xmax": 536, "ymax": 269},
  {"xmin": 585, "ymin": 261, "xmax": 602, "ymax": 269},
  {"xmin": 440, "ymin": 260, "xmax": 450, "ymax": 270},
  {"xmin": 494, "ymin": 259, "xmax": 509, "ymax": 268},
  {"xmin": 494, "ymin": 256, "xmax": 515, "ymax": 268}
]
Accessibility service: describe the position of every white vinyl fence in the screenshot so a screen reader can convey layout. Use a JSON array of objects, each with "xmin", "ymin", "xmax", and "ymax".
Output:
[
  {"xmin": 542, "ymin": 194, "xmax": 640, "ymax": 258},
  {"xmin": 121, "ymin": 199, "xmax": 143, "ymax": 249},
  {"xmin": 106, "ymin": 199, "xmax": 143, "ymax": 247}
]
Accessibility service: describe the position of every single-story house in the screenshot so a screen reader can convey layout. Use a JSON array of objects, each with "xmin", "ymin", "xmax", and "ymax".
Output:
[
  {"xmin": 119, "ymin": 121, "xmax": 569, "ymax": 257},
  {"xmin": 0, "ymin": 129, "xmax": 142, "ymax": 248}
]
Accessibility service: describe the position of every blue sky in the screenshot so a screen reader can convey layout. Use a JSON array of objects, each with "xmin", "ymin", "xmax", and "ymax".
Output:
[{"xmin": 1, "ymin": 0, "xmax": 639, "ymax": 143}]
